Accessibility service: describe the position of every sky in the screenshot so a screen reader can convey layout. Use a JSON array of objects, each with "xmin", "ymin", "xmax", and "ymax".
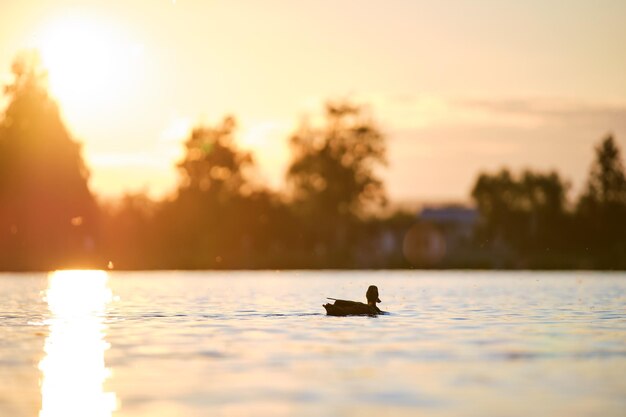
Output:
[{"xmin": 1, "ymin": 0, "xmax": 625, "ymax": 204}]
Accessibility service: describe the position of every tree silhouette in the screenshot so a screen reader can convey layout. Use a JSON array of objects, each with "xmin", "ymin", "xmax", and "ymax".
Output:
[
  {"xmin": 579, "ymin": 135, "xmax": 626, "ymax": 208},
  {"xmin": 100, "ymin": 193, "xmax": 156, "ymax": 269},
  {"xmin": 471, "ymin": 168, "xmax": 570, "ymax": 265},
  {"xmin": 287, "ymin": 101, "xmax": 386, "ymax": 218},
  {"xmin": 177, "ymin": 116, "xmax": 253, "ymax": 198},
  {"xmin": 576, "ymin": 135, "xmax": 626, "ymax": 266},
  {"xmin": 285, "ymin": 101, "xmax": 387, "ymax": 266},
  {"xmin": 0, "ymin": 52, "xmax": 99, "ymax": 270},
  {"xmin": 148, "ymin": 116, "xmax": 288, "ymax": 269}
]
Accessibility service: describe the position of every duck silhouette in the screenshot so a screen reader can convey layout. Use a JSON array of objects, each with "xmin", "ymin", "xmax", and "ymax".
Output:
[{"xmin": 323, "ymin": 285, "xmax": 385, "ymax": 316}]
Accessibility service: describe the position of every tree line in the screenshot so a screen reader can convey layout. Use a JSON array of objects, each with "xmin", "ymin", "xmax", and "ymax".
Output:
[
  {"xmin": 0, "ymin": 54, "xmax": 624, "ymax": 270},
  {"xmin": 471, "ymin": 135, "xmax": 626, "ymax": 268}
]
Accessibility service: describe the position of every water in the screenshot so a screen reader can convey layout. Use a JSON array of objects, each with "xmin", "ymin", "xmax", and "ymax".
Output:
[{"xmin": 1, "ymin": 270, "xmax": 625, "ymax": 417}]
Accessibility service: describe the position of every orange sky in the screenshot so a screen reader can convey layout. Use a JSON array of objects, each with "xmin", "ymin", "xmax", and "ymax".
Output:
[{"xmin": 1, "ymin": 0, "xmax": 625, "ymax": 203}]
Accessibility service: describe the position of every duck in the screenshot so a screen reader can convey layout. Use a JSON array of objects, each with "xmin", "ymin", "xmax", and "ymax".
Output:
[{"xmin": 323, "ymin": 285, "xmax": 385, "ymax": 316}]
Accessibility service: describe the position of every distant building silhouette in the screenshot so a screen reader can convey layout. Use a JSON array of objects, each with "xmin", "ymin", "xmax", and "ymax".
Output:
[
  {"xmin": 402, "ymin": 206, "xmax": 479, "ymax": 267},
  {"xmin": 419, "ymin": 206, "xmax": 479, "ymax": 243}
]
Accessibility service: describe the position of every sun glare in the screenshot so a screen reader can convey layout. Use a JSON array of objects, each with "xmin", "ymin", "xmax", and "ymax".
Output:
[
  {"xmin": 39, "ymin": 270, "xmax": 117, "ymax": 417},
  {"xmin": 33, "ymin": 13, "xmax": 141, "ymax": 111}
]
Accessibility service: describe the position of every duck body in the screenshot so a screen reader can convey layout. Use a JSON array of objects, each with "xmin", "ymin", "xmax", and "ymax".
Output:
[
  {"xmin": 323, "ymin": 299, "xmax": 382, "ymax": 316},
  {"xmin": 323, "ymin": 285, "xmax": 385, "ymax": 316}
]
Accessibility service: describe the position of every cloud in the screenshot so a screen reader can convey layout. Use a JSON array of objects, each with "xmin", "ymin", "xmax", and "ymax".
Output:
[
  {"xmin": 361, "ymin": 93, "xmax": 626, "ymax": 132},
  {"xmin": 455, "ymin": 97, "xmax": 626, "ymax": 129}
]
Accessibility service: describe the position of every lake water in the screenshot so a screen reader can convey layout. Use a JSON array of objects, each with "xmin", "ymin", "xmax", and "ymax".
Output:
[{"xmin": 1, "ymin": 270, "xmax": 625, "ymax": 417}]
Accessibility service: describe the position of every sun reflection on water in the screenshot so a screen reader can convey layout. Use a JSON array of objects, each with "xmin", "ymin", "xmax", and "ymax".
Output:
[{"xmin": 39, "ymin": 270, "xmax": 117, "ymax": 417}]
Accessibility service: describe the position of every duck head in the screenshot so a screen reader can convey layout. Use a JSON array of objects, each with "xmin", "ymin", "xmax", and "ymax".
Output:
[{"xmin": 366, "ymin": 285, "xmax": 381, "ymax": 306}]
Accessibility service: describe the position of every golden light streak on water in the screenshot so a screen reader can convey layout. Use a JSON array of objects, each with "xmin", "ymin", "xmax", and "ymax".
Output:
[{"xmin": 38, "ymin": 270, "xmax": 117, "ymax": 417}]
